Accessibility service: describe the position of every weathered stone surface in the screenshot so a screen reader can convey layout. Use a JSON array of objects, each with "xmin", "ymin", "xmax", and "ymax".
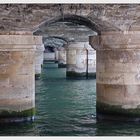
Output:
[
  {"xmin": 66, "ymin": 42, "xmax": 96, "ymax": 78},
  {"xmin": 0, "ymin": 4, "xmax": 139, "ymax": 32},
  {"xmin": 90, "ymin": 31, "xmax": 140, "ymax": 120},
  {"xmin": 85, "ymin": 43, "xmax": 96, "ymax": 75},
  {"xmin": 44, "ymin": 52, "xmax": 55, "ymax": 62},
  {"xmin": 97, "ymin": 84, "xmax": 140, "ymax": 105},
  {"xmin": 35, "ymin": 22, "xmax": 96, "ymax": 42},
  {"xmin": 58, "ymin": 47, "xmax": 66, "ymax": 68},
  {"xmin": 90, "ymin": 31, "xmax": 140, "ymax": 50},
  {"xmin": 0, "ymin": 35, "xmax": 42, "ymax": 45},
  {"xmin": 35, "ymin": 44, "xmax": 44, "ymax": 79},
  {"xmin": 54, "ymin": 48, "xmax": 59, "ymax": 63},
  {"xmin": 0, "ymin": 32, "xmax": 38, "ymax": 122},
  {"xmin": 96, "ymin": 102, "xmax": 140, "ymax": 121}
]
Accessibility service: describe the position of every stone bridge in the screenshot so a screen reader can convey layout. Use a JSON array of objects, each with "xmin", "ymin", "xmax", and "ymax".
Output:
[
  {"xmin": 0, "ymin": 4, "xmax": 140, "ymax": 122},
  {"xmin": 0, "ymin": 4, "xmax": 139, "ymax": 32}
]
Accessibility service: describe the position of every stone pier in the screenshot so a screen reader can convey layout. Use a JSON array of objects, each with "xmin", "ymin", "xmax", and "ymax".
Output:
[
  {"xmin": 54, "ymin": 48, "xmax": 59, "ymax": 63},
  {"xmin": 85, "ymin": 43, "xmax": 96, "ymax": 78},
  {"xmin": 58, "ymin": 47, "xmax": 66, "ymax": 68},
  {"xmin": 89, "ymin": 31, "xmax": 140, "ymax": 121},
  {"xmin": 35, "ymin": 44, "xmax": 45, "ymax": 80},
  {"xmin": 66, "ymin": 42, "xmax": 96, "ymax": 79},
  {"xmin": 0, "ymin": 31, "xmax": 41, "ymax": 122},
  {"xmin": 44, "ymin": 52, "xmax": 55, "ymax": 62}
]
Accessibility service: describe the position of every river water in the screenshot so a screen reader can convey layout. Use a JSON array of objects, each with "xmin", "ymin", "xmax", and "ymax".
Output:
[{"xmin": 0, "ymin": 63, "xmax": 140, "ymax": 136}]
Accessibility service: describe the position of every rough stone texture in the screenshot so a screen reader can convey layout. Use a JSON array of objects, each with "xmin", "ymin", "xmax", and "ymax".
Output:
[
  {"xmin": 0, "ymin": 32, "xmax": 40, "ymax": 122},
  {"xmin": 66, "ymin": 42, "xmax": 96, "ymax": 78},
  {"xmin": 43, "ymin": 36, "xmax": 67, "ymax": 48},
  {"xmin": 44, "ymin": 52, "xmax": 55, "ymax": 62},
  {"xmin": 58, "ymin": 47, "xmax": 66, "ymax": 68},
  {"xmin": 35, "ymin": 44, "xmax": 44, "ymax": 79},
  {"xmin": 90, "ymin": 31, "xmax": 140, "ymax": 120},
  {"xmin": 54, "ymin": 48, "xmax": 59, "ymax": 63},
  {"xmin": 85, "ymin": 43, "xmax": 96, "ymax": 76},
  {"xmin": 35, "ymin": 22, "xmax": 96, "ymax": 42},
  {"xmin": 0, "ymin": 4, "xmax": 139, "ymax": 32}
]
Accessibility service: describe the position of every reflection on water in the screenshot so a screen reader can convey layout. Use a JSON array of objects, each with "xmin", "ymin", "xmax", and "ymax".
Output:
[
  {"xmin": 0, "ymin": 63, "xmax": 140, "ymax": 136},
  {"xmin": 35, "ymin": 63, "xmax": 96, "ymax": 136}
]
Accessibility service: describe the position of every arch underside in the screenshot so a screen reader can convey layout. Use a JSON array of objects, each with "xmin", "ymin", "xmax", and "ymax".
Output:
[
  {"xmin": 37, "ymin": 14, "xmax": 121, "ymax": 34},
  {"xmin": 43, "ymin": 36, "xmax": 68, "ymax": 49}
]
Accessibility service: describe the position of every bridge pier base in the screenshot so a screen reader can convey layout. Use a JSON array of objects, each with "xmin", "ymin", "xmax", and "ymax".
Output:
[
  {"xmin": 90, "ymin": 31, "xmax": 140, "ymax": 121},
  {"xmin": 0, "ymin": 32, "xmax": 41, "ymax": 122},
  {"xmin": 66, "ymin": 42, "xmax": 96, "ymax": 79},
  {"xmin": 35, "ymin": 44, "xmax": 45, "ymax": 80}
]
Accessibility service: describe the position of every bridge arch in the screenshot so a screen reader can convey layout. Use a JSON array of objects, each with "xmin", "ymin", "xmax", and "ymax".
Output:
[{"xmin": 38, "ymin": 14, "xmax": 100, "ymax": 34}]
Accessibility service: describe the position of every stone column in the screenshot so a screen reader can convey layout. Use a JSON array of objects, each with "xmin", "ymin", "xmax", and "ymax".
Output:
[
  {"xmin": 89, "ymin": 31, "xmax": 140, "ymax": 121},
  {"xmin": 66, "ymin": 42, "xmax": 96, "ymax": 79},
  {"xmin": 40, "ymin": 45, "xmax": 45, "ymax": 67},
  {"xmin": 44, "ymin": 52, "xmax": 55, "ymax": 62},
  {"xmin": 58, "ymin": 47, "xmax": 66, "ymax": 68},
  {"xmin": 0, "ymin": 31, "xmax": 41, "ymax": 122},
  {"xmin": 35, "ymin": 44, "xmax": 45, "ymax": 80},
  {"xmin": 85, "ymin": 42, "xmax": 96, "ymax": 78},
  {"xmin": 54, "ymin": 48, "xmax": 59, "ymax": 63}
]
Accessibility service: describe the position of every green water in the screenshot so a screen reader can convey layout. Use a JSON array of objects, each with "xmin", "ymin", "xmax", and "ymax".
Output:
[{"xmin": 0, "ymin": 63, "xmax": 140, "ymax": 136}]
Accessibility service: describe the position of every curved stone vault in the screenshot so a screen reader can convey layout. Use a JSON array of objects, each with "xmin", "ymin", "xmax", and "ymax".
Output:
[{"xmin": 0, "ymin": 4, "xmax": 139, "ymax": 33}]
